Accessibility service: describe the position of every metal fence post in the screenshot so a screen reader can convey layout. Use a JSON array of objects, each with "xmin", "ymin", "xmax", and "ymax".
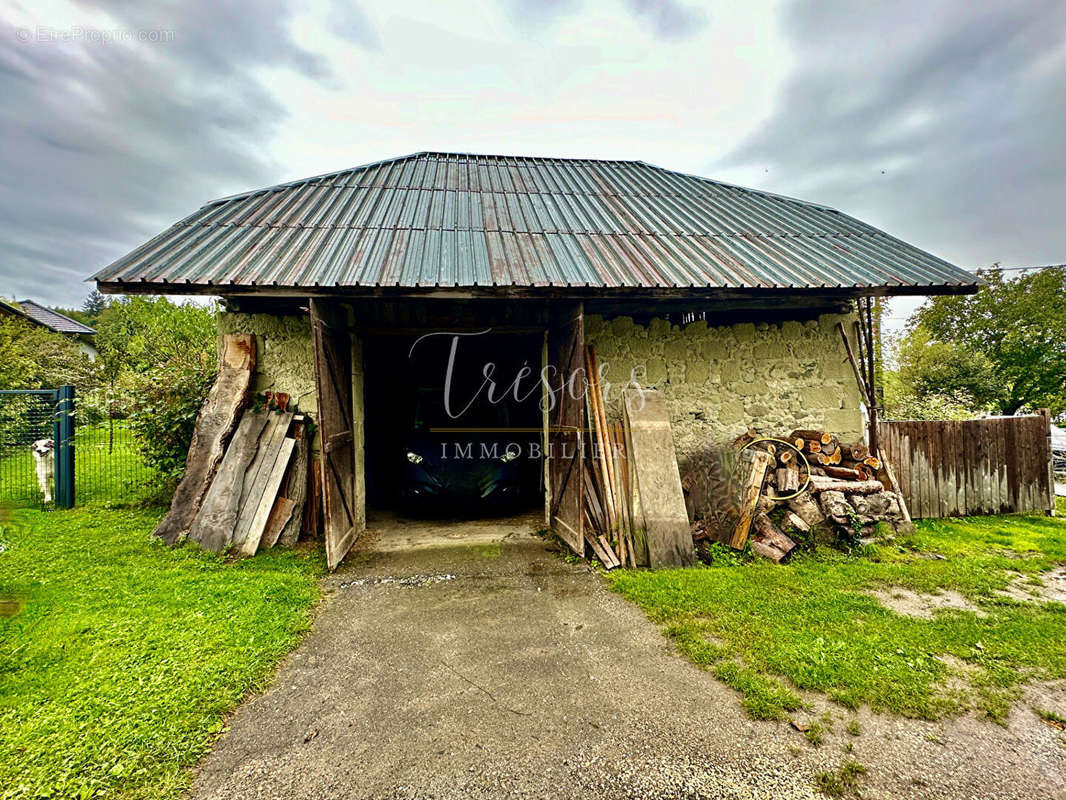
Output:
[{"xmin": 55, "ymin": 385, "xmax": 75, "ymax": 508}]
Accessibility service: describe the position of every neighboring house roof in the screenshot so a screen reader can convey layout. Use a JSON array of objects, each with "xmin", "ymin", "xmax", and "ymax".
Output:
[
  {"xmin": 93, "ymin": 151, "xmax": 979, "ymax": 295},
  {"xmin": 16, "ymin": 300, "xmax": 96, "ymax": 335}
]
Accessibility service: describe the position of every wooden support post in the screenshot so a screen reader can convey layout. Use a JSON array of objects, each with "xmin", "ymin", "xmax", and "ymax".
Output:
[
  {"xmin": 862, "ymin": 297, "xmax": 880, "ymax": 459},
  {"xmin": 1038, "ymin": 408, "xmax": 1056, "ymax": 516}
]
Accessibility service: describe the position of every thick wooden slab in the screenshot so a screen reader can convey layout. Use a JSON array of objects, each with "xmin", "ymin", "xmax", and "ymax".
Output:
[
  {"xmin": 232, "ymin": 411, "xmax": 294, "ymax": 549},
  {"xmin": 153, "ymin": 333, "xmax": 255, "ymax": 545},
  {"xmin": 187, "ymin": 409, "xmax": 270, "ymax": 553},
  {"xmin": 730, "ymin": 448, "xmax": 772, "ymax": 549},
  {"xmin": 277, "ymin": 418, "xmax": 308, "ymax": 547},
  {"xmin": 622, "ymin": 388, "xmax": 695, "ymax": 568},
  {"xmin": 241, "ymin": 437, "xmax": 296, "ymax": 556}
]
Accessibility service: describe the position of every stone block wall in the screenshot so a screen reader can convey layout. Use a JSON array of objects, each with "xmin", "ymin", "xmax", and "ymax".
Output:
[{"xmin": 584, "ymin": 312, "xmax": 864, "ymax": 461}]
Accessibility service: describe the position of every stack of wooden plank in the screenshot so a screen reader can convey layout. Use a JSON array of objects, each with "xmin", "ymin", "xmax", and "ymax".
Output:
[
  {"xmin": 151, "ymin": 332, "xmax": 317, "ymax": 557},
  {"xmin": 576, "ymin": 349, "xmax": 695, "ymax": 570},
  {"xmin": 581, "ymin": 346, "xmax": 636, "ymax": 568},
  {"xmin": 185, "ymin": 392, "xmax": 312, "ymax": 556},
  {"xmin": 153, "ymin": 333, "xmax": 257, "ymax": 545}
]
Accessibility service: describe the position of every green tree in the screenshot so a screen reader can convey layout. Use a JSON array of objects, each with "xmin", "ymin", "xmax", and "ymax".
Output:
[
  {"xmin": 884, "ymin": 325, "xmax": 999, "ymax": 416},
  {"xmin": 0, "ymin": 316, "xmax": 98, "ymax": 390},
  {"xmin": 82, "ymin": 289, "xmax": 107, "ymax": 321},
  {"xmin": 94, "ymin": 297, "xmax": 217, "ymax": 477},
  {"xmin": 0, "ymin": 316, "xmax": 101, "ymax": 444},
  {"xmin": 910, "ymin": 267, "xmax": 1066, "ymax": 416}
]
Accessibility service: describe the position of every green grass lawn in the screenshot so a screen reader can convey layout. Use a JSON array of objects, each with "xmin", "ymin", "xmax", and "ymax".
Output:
[
  {"xmin": 0, "ymin": 423, "xmax": 160, "ymax": 508},
  {"xmin": 0, "ymin": 505, "xmax": 321, "ymax": 800},
  {"xmin": 609, "ymin": 507, "xmax": 1066, "ymax": 722}
]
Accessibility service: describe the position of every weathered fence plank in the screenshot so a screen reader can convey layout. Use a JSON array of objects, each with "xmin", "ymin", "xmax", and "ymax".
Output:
[{"xmin": 882, "ymin": 414, "xmax": 1054, "ymax": 519}]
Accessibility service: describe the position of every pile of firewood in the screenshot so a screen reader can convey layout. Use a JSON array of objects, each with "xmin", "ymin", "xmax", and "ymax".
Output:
[
  {"xmin": 691, "ymin": 427, "xmax": 912, "ymax": 564},
  {"xmin": 777, "ymin": 429, "xmax": 882, "ymax": 480}
]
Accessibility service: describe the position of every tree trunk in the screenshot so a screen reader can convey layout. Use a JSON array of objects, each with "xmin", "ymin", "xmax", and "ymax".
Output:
[
  {"xmin": 787, "ymin": 492, "xmax": 825, "ymax": 528},
  {"xmin": 809, "ymin": 477, "xmax": 884, "ymax": 494}
]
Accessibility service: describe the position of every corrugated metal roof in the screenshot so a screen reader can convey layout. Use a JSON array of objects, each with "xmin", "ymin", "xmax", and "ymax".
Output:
[
  {"xmin": 17, "ymin": 300, "xmax": 96, "ymax": 334},
  {"xmin": 93, "ymin": 152, "xmax": 978, "ymax": 294}
]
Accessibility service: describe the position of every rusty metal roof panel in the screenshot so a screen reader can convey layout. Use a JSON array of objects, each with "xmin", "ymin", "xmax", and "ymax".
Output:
[{"xmin": 94, "ymin": 151, "xmax": 978, "ymax": 293}]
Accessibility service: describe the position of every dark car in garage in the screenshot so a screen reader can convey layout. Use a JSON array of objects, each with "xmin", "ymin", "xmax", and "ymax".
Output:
[{"xmin": 399, "ymin": 388, "xmax": 538, "ymax": 511}]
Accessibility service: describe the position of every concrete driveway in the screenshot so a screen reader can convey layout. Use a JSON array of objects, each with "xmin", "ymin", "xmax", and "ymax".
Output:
[{"xmin": 188, "ymin": 515, "xmax": 1066, "ymax": 799}]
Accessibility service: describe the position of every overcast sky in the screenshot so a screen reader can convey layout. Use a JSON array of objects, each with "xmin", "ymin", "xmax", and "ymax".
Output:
[{"xmin": 2, "ymin": 0, "xmax": 1063, "ymax": 330}]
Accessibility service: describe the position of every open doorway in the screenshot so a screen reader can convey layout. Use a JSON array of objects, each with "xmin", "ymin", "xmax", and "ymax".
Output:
[{"xmin": 362, "ymin": 329, "xmax": 545, "ymax": 518}]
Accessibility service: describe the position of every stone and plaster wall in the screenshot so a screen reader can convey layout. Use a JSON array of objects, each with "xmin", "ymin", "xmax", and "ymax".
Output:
[
  {"xmin": 217, "ymin": 311, "xmax": 317, "ymax": 417},
  {"xmin": 219, "ymin": 307, "xmax": 864, "ymax": 466},
  {"xmin": 584, "ymin": 312, "xmax": 864, "ymax": 462}
]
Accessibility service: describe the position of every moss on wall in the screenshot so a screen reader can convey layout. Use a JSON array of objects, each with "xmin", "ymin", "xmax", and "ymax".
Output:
[
  {"xmin": 585, "ymin": 312, "xmax": 864, "ymax": 460},
  {"xmin": 217, "ymin": 312, "xmax": 316, "ymax": 417}
]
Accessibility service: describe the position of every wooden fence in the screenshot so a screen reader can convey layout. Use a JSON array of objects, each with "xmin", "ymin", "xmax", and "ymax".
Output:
[{"xmin": 881, "ymin": 413, "xmax": 1055, "ymax": 519}]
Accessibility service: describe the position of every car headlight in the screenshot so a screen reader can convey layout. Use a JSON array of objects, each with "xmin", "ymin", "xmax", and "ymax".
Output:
[
  {"xmin": 499, "ymin": 449, "xmax": 520, "ymax": 463},
  {"xmin": 407, "ymin": 451, "xmax": 424, "ymax": 464}
]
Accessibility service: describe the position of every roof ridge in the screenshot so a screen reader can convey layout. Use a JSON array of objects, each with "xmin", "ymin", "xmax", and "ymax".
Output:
[
  {"xmin": 205, "ymin": 151, "xmax": 818, "ymax": 209},
  {"xmin": 205, "ymin": 151, "xmax": 431, "ymax": 207}
]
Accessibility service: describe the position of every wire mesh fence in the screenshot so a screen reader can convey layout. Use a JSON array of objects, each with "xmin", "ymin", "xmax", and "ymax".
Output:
[
  {"xmin": 0, "ymin": 390, "xmax": 59, "ymax": 506},
  {"xmin": 0, "ymin": 387, "xmax": 158, "ymax": 508},
  {"xmin": 75, "ymin": 421, "xmax": 157, "ymax": 505}
]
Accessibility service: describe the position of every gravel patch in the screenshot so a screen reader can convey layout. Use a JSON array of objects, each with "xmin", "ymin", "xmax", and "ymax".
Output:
[
  {"xmin": 339, "ymin": 574, "xmax": 457, "ymax": 589},
  {"xmin": 997, "ymin": 567, "xmax": 1066, "ymax": 605},
  {"xmin": 867, "ymin": 586, "xmax": 987, "ymax": 618}
]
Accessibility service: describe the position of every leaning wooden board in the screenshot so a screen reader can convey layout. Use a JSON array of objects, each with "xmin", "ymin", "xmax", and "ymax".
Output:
[
  {"xmin": 622, "ymin": 388, "xmax": 695, "ymax": 568},
  {"xmin": 730, "ymin": 448, "xmax": 773, "ymax": 549},
  {"xmin": 187, "ymin": 410, "xmax": 270, "ymax": 553},
  {"xmin": 240, "ymin": 437, "xmax": 296, "ymax": 556},
  {"xmin": 153, "ymin": 334, "xmax": 256, "ymax": 545},
  {"xmin": 231, "ymin": 411, "xmax": 294, "ymax": 550},
  {"xmin": 262, "ymin": 497, "xmax": 297, "ymax": 550},
  {"xmin": 277, "ymin": 417, "xmax": 308, "ymax": 547}
]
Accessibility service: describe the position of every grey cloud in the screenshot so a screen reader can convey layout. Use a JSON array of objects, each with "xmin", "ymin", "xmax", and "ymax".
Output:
[
  {"xmin": 0, "ymin": 0, "xmax": 330, "ymax": 307},
  {"xmin": 499, "ymin": 0, "xmax": 583, "ymax": 30},
  {"xmin": 330, "ymin": 1, "xmax": 383, "ymax": 50},
  {"xmin": 624, "ymin": 0, "xmax": 707, "ymax": 39},
  {"xmin": 500, "ymin": 0, "xmax": 705, "ymax": 38},
  {"xmin": 716, "ymin": 0, "xmax": 1066, "ymax": 269}
]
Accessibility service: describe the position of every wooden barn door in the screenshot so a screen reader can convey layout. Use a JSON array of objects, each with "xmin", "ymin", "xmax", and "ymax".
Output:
[
  {"xmin": 310, "ymin": 299, "xmax": 365, "ymax": 570},
  {"xmin": 546, "ymin": 302, "xmax": 585, "ymax": 555}
]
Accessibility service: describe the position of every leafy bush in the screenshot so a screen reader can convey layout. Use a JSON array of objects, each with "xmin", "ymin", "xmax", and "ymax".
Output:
[
  {"xmin": 889, "ymin": 389, "xmax": 982, "ymax": 421},
  {"xmin": 95, "ymin": 298, "xmax": 218, "ymax": 478},
  {"xmin": 125, "ymin": 357, "xmax": 216, "ymax": 478},
  {"xmin": 0, "ymin": 315, "xmax": 99, "ymax": 391}
]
